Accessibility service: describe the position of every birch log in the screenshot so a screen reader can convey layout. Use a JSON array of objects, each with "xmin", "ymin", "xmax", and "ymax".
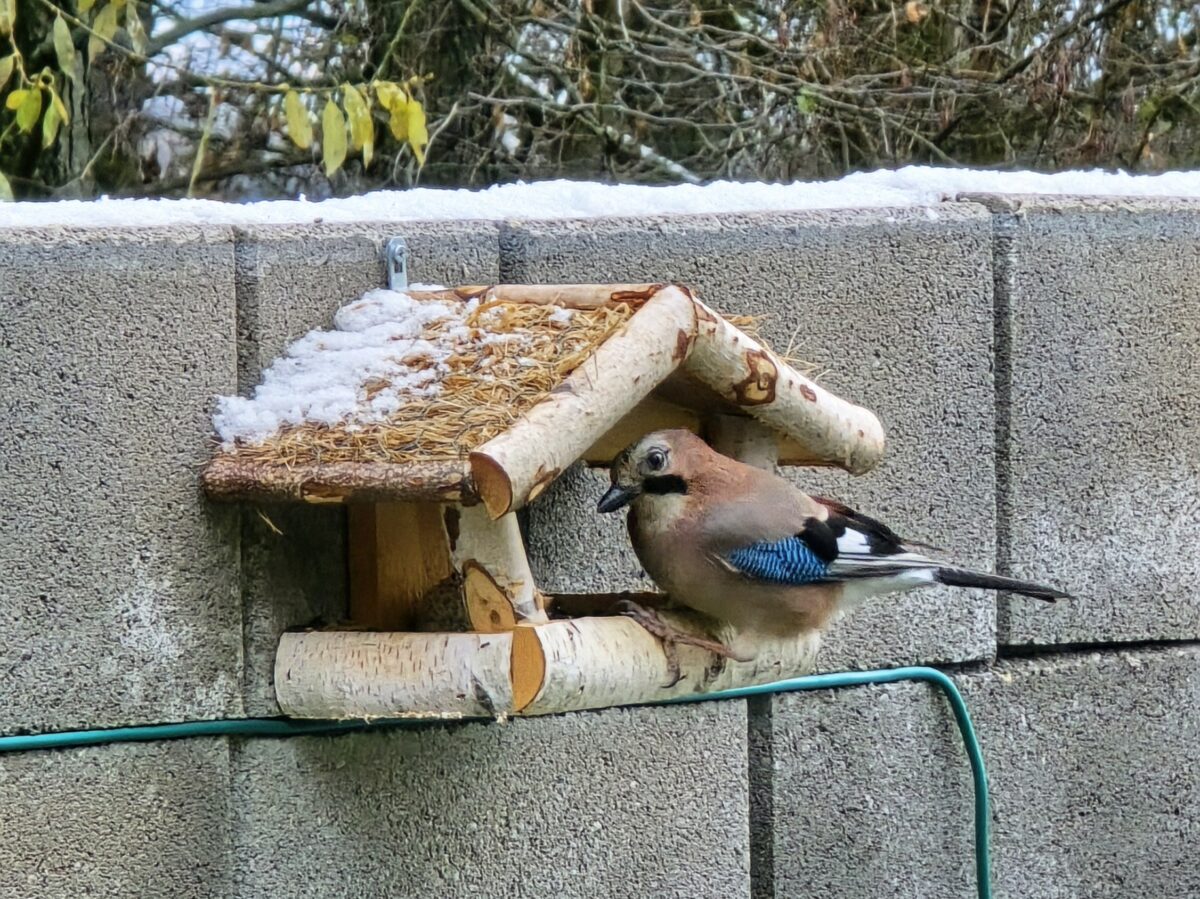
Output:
[
  {"xmin": 408, "ymin": 283, "xmax": 666, "ymax": 310},
  {"xmin": 451, "ymin": 504, "xmax": 547, "ymax": 629},
  {"xmin": 275, "ymin": 630, "xmax": 513, "ymax": 719},
  {"xmin": 683, "ymin": 299, "xmax": 886, "ymax": 475},
  {"xmin": 470, "ymin": 286, "xmax": 698, "ymax": 518},
  {"xmin": 511, "ymin": 613, "xmax": 822, "ymax": 715},
  {"xmin": 276, "ymin": 616, "xmax": 819, "ymax": 719}
]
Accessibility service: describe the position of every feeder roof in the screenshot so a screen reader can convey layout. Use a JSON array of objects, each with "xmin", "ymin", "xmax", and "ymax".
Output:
[{"xmin": 202, "ymin": 283, "xmax": 884, "ymax": 517}]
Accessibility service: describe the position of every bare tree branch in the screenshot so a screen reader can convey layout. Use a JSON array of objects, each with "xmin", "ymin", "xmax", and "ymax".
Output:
[{"xmin": 147, "ymin": 0, "xmax": 314, "ymax": 55}]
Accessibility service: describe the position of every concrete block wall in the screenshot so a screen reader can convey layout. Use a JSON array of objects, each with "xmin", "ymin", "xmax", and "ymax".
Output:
[
  {"xmin": 0, "ymin": 227, "xmax": 242, "ymax": 734},
  {"xmin": 1, "ymin": 197, "xmax": 1197, "ymax": 897}
]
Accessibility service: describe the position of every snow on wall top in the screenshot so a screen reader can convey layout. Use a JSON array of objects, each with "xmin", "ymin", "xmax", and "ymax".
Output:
[{"xmin": 4, "ymin": 166, "xmax": 1200, "ymax": 230}]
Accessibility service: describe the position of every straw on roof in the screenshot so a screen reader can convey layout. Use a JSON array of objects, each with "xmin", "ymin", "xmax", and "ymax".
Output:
[{"xmin": 219, "ymin": 297, "xmax": 638, "ymax": 467}]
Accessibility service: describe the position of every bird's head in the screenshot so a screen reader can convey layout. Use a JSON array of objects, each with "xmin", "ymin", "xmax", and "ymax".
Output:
[{"xmin": 597, "ymin": 429, "xmax": 703, "ymax": 513}]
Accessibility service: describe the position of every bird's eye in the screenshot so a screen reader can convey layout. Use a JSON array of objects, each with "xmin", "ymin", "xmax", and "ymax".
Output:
[{"xmin": 646, "ymin": 449, "xmax": 666, "ymax": 471}]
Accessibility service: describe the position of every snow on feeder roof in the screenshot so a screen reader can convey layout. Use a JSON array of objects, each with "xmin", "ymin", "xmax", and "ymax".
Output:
[{"xmin": 202, "ymin": 283, "xmax": 885, "ymax": 516}]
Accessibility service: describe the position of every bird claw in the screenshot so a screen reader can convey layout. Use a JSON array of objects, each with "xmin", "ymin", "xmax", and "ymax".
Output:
[{"xmin": 612, "ymin": 600, "xmax": 741, "ymax": 688}]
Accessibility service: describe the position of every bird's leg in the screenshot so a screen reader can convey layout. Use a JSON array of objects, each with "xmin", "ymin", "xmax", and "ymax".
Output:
[{"xmin": 612, "ymin": 599, "xmax": 741, "ymax": 688}]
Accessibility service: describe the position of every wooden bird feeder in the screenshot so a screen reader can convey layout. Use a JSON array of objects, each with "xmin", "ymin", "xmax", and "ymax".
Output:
[{"xmin": 203, "ymin": 282, "xmax": 885, "ymax": 719}]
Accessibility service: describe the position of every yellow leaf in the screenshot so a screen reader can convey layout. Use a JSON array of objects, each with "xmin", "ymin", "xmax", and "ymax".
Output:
[
  {"xmin": 15, "ymin": 88, "xmax": 43, "ymax": 134},
  {"xmin": 342, "ymin": 83, "xmax": 370, "ymax": 152},
  {"xmin": 0, "ymin": 55, "xmax": 13, "ymax": 92},
  {"xmin": 6, "ymin": 88, "xmax": 26, "ymax": 110},
  {"xmin": 284, "ymin": 90, "xmax": 312, "ymax": 150},
  {"xmin": 126, "ymin": 2, "xmax": 148, "ymax": 55},
  {"xmin": 387, "ymin": 105, "xmax": 408, "ymax": 142},
  {"xmin": 374, "ymin": 81, "xmax": 401, "ymax": 111},
  {"xmin": 406, "ymin": 96, "xmax": 428, "ymax": 167},
  {"xmin": 50, "ymin": 86, "xmax": 69, "ymax": 124},
  {"xmin": 90, "ymin": 2, "xmax": 119, "ymax": 62},
  {"xmin": 78, "ymin": 0, "xmax": 96, "ymax": 11},
  {"xmin": 344, "ymin": 84, "xmax": 374, "ymax": 167},
  {"xmin": 0, "ymin": 170, "xmax": 12, "ymax": 201},
  {"xmin": 42, "ymin": 96, "xmax": 62, "ymax": 148},
  {"xmin": 321, "ymin": 99, "xmax": 347, "ymax": 177},
  {"xmin": 53, "ymin": 16, "xmax": 78, "ymax": 83}
]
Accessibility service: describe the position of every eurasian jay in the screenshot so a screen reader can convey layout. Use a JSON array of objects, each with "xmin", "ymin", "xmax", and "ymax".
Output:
[{"xmin": 597, "ymin": 429, "xmax": 1069, "ymax": 665}]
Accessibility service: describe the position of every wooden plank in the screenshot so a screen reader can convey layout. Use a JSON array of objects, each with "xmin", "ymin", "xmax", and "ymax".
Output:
[
  {"xmin": 582, "ymin": 395, "xmax": 702, "ymax": 463},
  {"xmin": 201, "ymin": 458, "xmax": 475, "ymax": 504},
  {"xmin": 348, "ymin": 502, "xmax": 454, "ymax": 630},
  {"xmin": 706, "ymin": 413, "xmax": 780, "ymax": 471}
]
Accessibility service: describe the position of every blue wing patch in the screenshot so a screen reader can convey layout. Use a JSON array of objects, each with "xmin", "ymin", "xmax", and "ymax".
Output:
[{"xmin": 724, "ymin": 536, "xmax": 831, "ymax": 586}]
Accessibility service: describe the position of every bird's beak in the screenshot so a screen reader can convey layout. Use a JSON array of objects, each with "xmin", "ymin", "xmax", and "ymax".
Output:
[{"xmin": 597, "ymin": 484, "xmax": 637, "ymax": 513}]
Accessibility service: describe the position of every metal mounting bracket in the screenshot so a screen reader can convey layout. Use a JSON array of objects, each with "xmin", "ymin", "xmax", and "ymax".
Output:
[{"xmin": 385, "ymin": 237, "xmax": 408, "ymax": 291}]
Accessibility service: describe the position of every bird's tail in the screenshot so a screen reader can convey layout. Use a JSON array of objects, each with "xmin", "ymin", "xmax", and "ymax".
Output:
[{"xmin": 935, "ymin": 568, "xmax": 1072, "ymax": 603}]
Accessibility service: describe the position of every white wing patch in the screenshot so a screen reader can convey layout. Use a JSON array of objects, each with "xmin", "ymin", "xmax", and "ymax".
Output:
[
  {"xmin": 835, "ymin": 528, "xmax": 873, "ymax": 555},
  {"xmin": 830, "ymin": 526, "xmax": 939, "ymax": 575}
]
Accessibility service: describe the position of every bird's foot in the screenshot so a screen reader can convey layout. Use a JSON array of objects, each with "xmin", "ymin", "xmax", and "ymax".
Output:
[{"xmin": 613, "ymin": 600, "xmax": 741, "ymax": 688}]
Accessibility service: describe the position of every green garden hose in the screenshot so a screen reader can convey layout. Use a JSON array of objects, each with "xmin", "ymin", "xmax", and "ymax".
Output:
[{"xmin": 0, "ymin": 666, "xmax": 988, "ymax": 898}]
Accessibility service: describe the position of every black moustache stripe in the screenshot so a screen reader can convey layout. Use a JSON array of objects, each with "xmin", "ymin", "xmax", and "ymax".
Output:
[{"xmin": 642, "ymin": 475, "xmax": 688, "ymax": 495}]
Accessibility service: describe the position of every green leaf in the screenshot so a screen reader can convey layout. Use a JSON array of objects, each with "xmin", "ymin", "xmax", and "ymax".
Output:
[
  {"xmin": 54, "ymin": 15, "xmax": 79, "ymax": 84},
  {"xmin": 42, "ymin": 96, "xmax": 62, "ymax": 148},
  {"xmin": 126, "ymin": 1, "xmax": 148, "ymax": 55},
  {"xmin": 321, "ymin": 99, "xmax": 347, "ymax": 177},
  {"xmin": 406, "ymin": 96, "xmax": 428, "ymax": 167},
  {"xmin": 5, "ymin": 87, "xmax": 27, "ymax": 110},
  {"xmin": 0, "ymin": 55, "xmax": 14, "ymax": 92},
  {"xmin": 0, "ymin": 0, "xmax": 16, "ymax": 37},
  {"xmin": 284, "ymin": 90, "xmax": 312, "ymax": 150},
  {"xmin": 795, "ymin": 89, "xmax": 816, "ymax": 116},
  {"xmin": 78, "ymin": 0, "xmax": 96, "ymax": 11},
  {"xmin": 0, "ymin": 170, "xmax": 12, "ymax": 201},
  {"xmin": 15, "ymin": 88, "xmax": 43, "ymax": 134},
  {"xmin": 90, "ymin": 2, "xmax": 120, "ymax": 62}
]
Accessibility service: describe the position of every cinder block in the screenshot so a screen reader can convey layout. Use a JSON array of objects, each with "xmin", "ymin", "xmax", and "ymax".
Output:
[
  {"xmin": 0, "ymin": 227, "xmax": 242, "ymax": 732},
  {"xmin": 231, "ymin": 702, "xmax": 749, "ymax": 898},
  {"xmin": 0, "ymin": 738, "xmax": 232, "ymax": 898},
  {"xmin": 983, "ymin": 197, "xmax": 1200, "ymax": 646},
  {"xmin": 232, "ymin": 221, "xmax": 500, "ymax": 715},
  {"xmin": 757, "ymin": 646, "xmax": 1200, "ymax": 899},
  {"xmin": 509, "ymin": 208, "xmax": 997, "ymax": 669}
]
